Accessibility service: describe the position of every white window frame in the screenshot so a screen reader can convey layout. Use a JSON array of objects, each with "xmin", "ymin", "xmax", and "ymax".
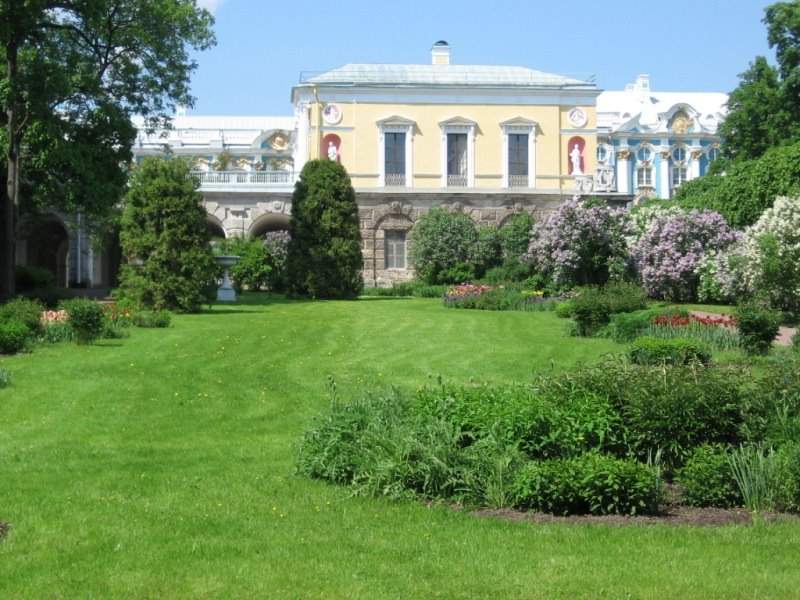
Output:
[
  {"xmin": 439, "ymin": 118, "xmax": 476, "ymax": 188},
  {"xmin": 500, "ymin": 118, "xmax": 537, "ymax": 188},
  {"xmin": 377, "ymin": 117, "xmax": 415, "ymax": 188}
]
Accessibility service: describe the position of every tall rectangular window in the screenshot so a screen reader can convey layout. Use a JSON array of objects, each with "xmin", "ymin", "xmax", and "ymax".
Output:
[
  {"xmin": 672, "ymin": 166, "xmax": 687, "ymax": 188},
  {"xmin": 384, "ymin": 230, "xmax": 406, "ymax": 269},
  {"xmin": 637, "ymin": 166, "xmax": 653, "ymax": 187},
  {"xmin": 508, "ymin": 134, "xmax": 529, "ymax": 187},
  {"xmin": 447, "ymin": 133, "xmax": 468, "ymax": 186},
  {"xmin": 385, "ymin": 132, "xmax": 406, "ymax": 186}
]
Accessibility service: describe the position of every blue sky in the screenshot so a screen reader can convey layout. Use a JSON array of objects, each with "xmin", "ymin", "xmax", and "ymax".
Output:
[{"xmin": 191, "ymin": 0, "xmax": 776, "ymax": 116}]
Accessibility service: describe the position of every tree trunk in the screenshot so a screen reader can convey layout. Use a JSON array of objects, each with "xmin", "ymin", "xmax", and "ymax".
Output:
[{"xmin": 1, "ymin": 31, "xmax": 20, "ymax": 303}]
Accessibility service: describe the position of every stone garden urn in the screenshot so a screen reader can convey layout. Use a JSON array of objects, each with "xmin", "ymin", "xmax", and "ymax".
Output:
[{"xmin": 214, "ymin": 255, "xmax": 240, "ymax": 302}]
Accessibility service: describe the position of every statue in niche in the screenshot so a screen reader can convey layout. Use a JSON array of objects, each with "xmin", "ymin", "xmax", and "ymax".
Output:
[
  {"xmin": 327, "ymin": 141, "xmax": 338, "ymax": 161},
  {"xmin": 570, "ymin": 144, "xmax": 583, "ymax": 175}
]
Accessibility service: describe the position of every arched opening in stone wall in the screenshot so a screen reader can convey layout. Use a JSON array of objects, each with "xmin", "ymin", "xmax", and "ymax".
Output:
[
  {"xmin": 207, "ymin": 215, "xmax": 226, "ymax": 240},
  {"xmin": 249, "ymin": 213, "xmax": 290, "ymax": 239},
  {"xmin": 20, "ymin": 215, "xmax": 70, "ymax": 287}
]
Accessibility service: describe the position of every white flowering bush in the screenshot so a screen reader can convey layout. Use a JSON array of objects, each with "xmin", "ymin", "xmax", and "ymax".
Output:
[{"xmin": 740, "ymin": 196, "xmax": 800, "ymax": 313}]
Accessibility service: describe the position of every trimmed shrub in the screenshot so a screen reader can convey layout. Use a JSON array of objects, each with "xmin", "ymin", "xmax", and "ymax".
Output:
[
  {"xmin": 736, "ymin": 301, "xmax": 780, "ymax": 355},
  {"xmin": 677, "ymin": 444, "xmax": 742, "ymax": 508},
  {"xmin": 627, "ymin": 336, "xmax": 712, "ymax": 366},
  {"xmin": 0, "ymin": 320, "xmax": 32, "ymax": 354},
  {"xmin": 0, "ymin": 297, "xmax": 45, "ymax": 335},
  {"xmin": 60, "ymin": 299, "xmax": 104, "ymax": 344},
  {"xmin": 512, "ymin": 453, "xmax": 662, "ymax": 516},
  {"xmin": 598, "ymin": 308, "xmax": 686, "ymax": 343}
]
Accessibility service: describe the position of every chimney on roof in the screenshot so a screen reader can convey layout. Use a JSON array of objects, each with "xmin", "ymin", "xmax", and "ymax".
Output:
[{"xmin": 431, "ymin": 40, "xmax": 450, "ymax": 65}]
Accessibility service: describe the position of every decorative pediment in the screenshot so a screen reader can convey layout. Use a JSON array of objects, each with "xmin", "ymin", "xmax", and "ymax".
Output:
[
  {"xmin": 376, "ymin": 115, "xmax": 416, "ymax": 128},
  {"xmin": 500, "ymin": 117, "xmax": 538, "ymax": 133},
  {"xmin": 255, "ymin": 129, "xmax": 292, "ymax": 151},
  {"xmin": 438, "ymin": 116, "xmax": 477, "ymax": 129}
]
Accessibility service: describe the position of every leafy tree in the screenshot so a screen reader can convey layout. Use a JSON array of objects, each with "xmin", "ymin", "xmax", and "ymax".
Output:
[
  {"xmin": 219, "ymin": 231, "xmax": 290, "ymax": 293},
  {"xmin": 718, "ymin": 1, "xmax": 800, "ymax": 162},
  {"xmin": 0, "ymin": 0, "xmax": 215, "ymax": 302},
  {"xmin": 675, "ymin": 142, "xmax": 800, "ymax": 227},
  {"xmin": 409, "ymin": 207, "xmax": 478, "ymax": 285},
  {"xmin": 116, "ymin": 157, "xmax": 216, "ymax": 313},
  {"xmin": 285, "ymin": 160, "xmax": 363, "ymax": 299}
]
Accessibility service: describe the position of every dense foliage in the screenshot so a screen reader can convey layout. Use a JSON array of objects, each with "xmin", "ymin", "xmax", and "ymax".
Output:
[
  {"xmin": 286, "ymin": 160, "xmax": 363, "ymax": 299},
  {"xmin": 219, "ymin": 231, "xmax": 290, "ymax": 293},
  {"xmin": 409, "ymin": 207, "xmax": 479, "ymax": 284},
  {"xmin": 298, "ymin": 354, "xmax": 800, "ymax": 515},
  {"xmin": 117, "ymin": 157, "xmax": 217, "ymax": 312}
]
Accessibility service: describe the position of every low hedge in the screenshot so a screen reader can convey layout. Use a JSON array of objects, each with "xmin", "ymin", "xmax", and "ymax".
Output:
[{"xmin": 627, "ymin": 336, "xmax": 712, "ymax": 365}]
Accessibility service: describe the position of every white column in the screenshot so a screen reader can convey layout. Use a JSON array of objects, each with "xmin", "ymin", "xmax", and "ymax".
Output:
[
  {"xmin": 293, "ymin": 102, "xmax": 310, "ymax": 176},
  {"xmin": 616, "ymin": 151, "xmax": 632, "ymax": 194},
  {"xmin": 659, "ymin": 151, "xmax": 671, "ymax": 199}
]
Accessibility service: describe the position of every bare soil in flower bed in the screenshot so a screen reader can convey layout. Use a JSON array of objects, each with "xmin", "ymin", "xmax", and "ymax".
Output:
[{"xmin": 470, "ymin": 484, "xmax": 800, "ymax": 527}]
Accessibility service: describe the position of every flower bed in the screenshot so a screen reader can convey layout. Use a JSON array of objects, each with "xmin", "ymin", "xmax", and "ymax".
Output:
[{"xmin": 644, "ymin": 312, "xmax": 740, "ymax": 350}]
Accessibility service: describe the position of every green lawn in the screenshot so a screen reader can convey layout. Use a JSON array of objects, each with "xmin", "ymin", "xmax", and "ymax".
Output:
[{"xmin": 1, "ymin": 296, "xmax": 799, "ymax": 598}]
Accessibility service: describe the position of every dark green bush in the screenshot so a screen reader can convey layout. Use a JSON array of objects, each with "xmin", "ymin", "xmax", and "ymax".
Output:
[
  {"xmin": 0, "ymin": 319, "xmax": 32, "ymax": 354},
  {"xmin": 740, "ymin": 354, "xmax": 800, "ymax": 446},
  {"xmin": 131, "ymin": 310, "xmax": 172, "ymax": 328},
  {"xmin": 483, "ymin": 257, "xmax": 537, "ymax": 285},
  {"xmin": 0, "ymin": 297, "xmax": 45, "ymax": 335},
  {"xmin": 571, "ymin": 283, "xmax": 647, "ymax": 336},
  {"xmin": 60, "ymin": 299, "xmax": 104, "ymax": 344},
  {"xmin": 775, "ymin": 443, "xmax": 800, "ymax": 513},
  {"xmin": 736, "ymin": 301, "xmax": 780, "ymax": 355},
  {"xmin": 627, "ymin": 336, "xmax": 712, "ymax": 366},
  {"xmin": 617, "ymin": 362, "xmax": 746, "ymax": 470},
  {"xmin": 512, "ymin": 453, "xmax": 662, "ymax": 516},
  {"xmin": 14, "ymin": 265, "xmax": 55, "ymax": 291},
  {"xmin": 677, "ymin": 444, "xmax": 742, "ymax": 508}
]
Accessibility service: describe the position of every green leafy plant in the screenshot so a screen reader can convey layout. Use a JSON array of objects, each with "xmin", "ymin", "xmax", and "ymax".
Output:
[
  {"xmin": 677, "ymin": 444, "xmax": 742, "ymax": 508},
  {"xmin": 736, "ymin": 301, "xmax": 780, "ymax": 355},
  {"xmin": 60, "ymin": 299, "xmax": 104, "ymax": 344},
  {"xmin": 0, "ymin": 297, "xmax": 45, "ymax": 335},
  {"xmin": 570, "ymin": 283, "xmax": 647, "ymax": 336},
  {"xmin": 512, "ymin": 453, "xmax": 662, "ymax": 516},
  {"xmin": 0, "ymin": 320, "xmax": 31, "ymax": 354}
]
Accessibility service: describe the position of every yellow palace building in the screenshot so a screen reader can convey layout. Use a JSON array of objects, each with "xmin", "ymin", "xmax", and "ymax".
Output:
[{"xmin": 291, "ymin": 41, "xmax": 611, "ymax": 285}]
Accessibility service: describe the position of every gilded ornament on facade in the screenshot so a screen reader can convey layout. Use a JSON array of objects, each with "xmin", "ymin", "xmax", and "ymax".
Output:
[
  {"xmin": 616, "ymin": 150, "xmax": 633, "ymax": 160},
  {"xmin": 670, "ymin": 112, "xmax": 693, "ymax": 134},
  {"xmin": 268, "ymin": 131, "xmax": 290, "ymax": 150}
]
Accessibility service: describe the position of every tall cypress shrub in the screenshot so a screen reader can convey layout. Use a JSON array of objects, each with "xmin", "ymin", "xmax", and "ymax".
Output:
[
  {"xmin": 117, "ymin": 157, "xmax": 216, "ymax": 312},
  {"xmin": 286, "ymin": 160, "xmax": 363, "ymax": 299}
]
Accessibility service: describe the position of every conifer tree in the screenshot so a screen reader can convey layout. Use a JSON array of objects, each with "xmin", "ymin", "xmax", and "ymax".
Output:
[
  {"xmin": 286, "ymin": 160, "xmax": 363, "ymax": 299},
  {"xmin": 117, "ymin": 157, "xmax": 216, "ymax": 312}
]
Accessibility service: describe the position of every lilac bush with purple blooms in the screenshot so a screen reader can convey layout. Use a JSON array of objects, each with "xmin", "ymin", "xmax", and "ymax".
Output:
[
  {"xmin": 524, "ymin": 199, "xmax": 632, "ymax": 289},
  {"xmin": 632, "ymin": 210, "xmax": 741, "ymax": 301}
]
